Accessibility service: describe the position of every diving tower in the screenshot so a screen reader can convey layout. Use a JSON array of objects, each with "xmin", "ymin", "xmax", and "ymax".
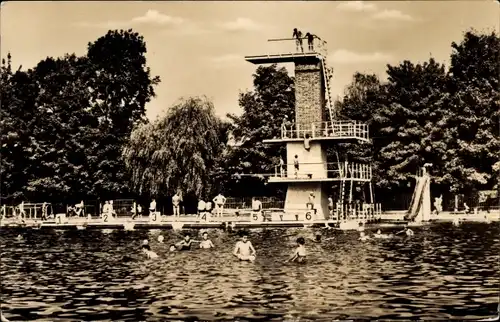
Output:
[{"xmin": 245, "ymin": 36, "xmax": 375, "ymax": 221}]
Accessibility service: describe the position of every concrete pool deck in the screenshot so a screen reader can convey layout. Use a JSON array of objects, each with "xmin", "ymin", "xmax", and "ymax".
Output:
[{"xmin": 0, "ymin": 210, "xmax": 498, "ymax": 231}]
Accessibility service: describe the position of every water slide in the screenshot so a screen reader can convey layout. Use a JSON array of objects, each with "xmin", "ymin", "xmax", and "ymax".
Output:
[{"xmin": 405, "ymin": 176, "xmax": 429, "ymax": 221}]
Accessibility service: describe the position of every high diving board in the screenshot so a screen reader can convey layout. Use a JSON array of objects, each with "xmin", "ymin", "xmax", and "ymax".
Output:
[{"xmin": 245, "ymin": 52, "xmax": 323, "ymax": 65}]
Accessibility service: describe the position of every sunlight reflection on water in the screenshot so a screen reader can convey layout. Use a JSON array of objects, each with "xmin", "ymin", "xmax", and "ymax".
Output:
[{"xmin": 0, "ymin": 222, "xmax": 499, "ymax": 321}]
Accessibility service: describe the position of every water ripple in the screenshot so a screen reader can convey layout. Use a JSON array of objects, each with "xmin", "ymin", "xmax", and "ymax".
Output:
[{"xmin": 0, "ymin": 223, "xmax": 498, "ymax": 320}]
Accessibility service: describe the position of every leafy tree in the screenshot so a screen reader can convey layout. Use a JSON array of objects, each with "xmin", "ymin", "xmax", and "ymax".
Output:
[
  {"xmin": 442, "ymin": 30, "xmax": 500, "ymax": 193},
  {"xmin": 225, "ymin": 64, "xmax": 294, "ymax": 196},
  {"xmin": 0, "ymin": 28, "xmax": 160, "ymax": 202},
  {"xmin": 123, "ymin": 97, "xmax": 227, "ymax": 201},
  {"xmin": 0, "ymin": 54, "xmax": 36, "ymax": 201},
  {"xmin": 85, "ymin": 29, "xmax": 161, "ymax": 199}
]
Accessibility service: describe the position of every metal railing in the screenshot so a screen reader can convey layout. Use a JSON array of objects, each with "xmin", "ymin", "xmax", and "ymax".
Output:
[
  {"xmin": 266, "ymin": 37, "xmax": 328, "ymax": 57},
  {"xmin": 272, "ymin": 161, "xmax": 372, "ymax": 180},
  {"xmin": 279, "ymin": 121, "xmax": 369, "ymax": 141}
]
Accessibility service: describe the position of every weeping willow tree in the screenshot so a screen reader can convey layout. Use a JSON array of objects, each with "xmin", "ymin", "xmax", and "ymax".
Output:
[{"xmin": 123, "ymin": 97, "xmax": 226, "ymax": 199}]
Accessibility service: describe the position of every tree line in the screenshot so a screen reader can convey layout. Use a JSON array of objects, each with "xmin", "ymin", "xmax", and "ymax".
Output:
[{"xmin": 1, "ymin": 29, "xmax": 498, "ymax": 210}]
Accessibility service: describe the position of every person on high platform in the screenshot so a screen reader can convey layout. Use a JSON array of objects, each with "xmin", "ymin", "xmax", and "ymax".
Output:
[
  {"xmin": 305, "ymin": 32, "xmax": 319, "ymax": 51},
  {"xmin": 279, "ymin": 157, "xmax": 286, "ymax": 177},
  {"xmin": 293, "ymin": 28, "xmax": 303, "ymax": 53},
  {"xmin": 293, "ymin": 155, "xmax": 300, "ymax": 178},
  {"xmin": 281, "ymin": 115, "xmax": 289, "ymax": 138}
]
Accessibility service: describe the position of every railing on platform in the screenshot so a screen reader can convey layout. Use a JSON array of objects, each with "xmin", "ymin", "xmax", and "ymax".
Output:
[
  {"xmin": 266, "ymin": 37, "xmax": 328, "ymax": 57},
  {"xmin": 330, "ymin": 202, "xmax": 383, "ymax": 222},
  {"xmin": 279, "ymin": 120, "xmax": 369, "ymax": 141},
  {"xmin": 272, "ymin": 161, "xmax": 372, "ymax": 181}
]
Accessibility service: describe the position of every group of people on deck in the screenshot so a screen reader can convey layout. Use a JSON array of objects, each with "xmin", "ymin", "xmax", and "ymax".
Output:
[{"xmin": 292, "ymin": 28, "xmax": 322, "ymax": 52}]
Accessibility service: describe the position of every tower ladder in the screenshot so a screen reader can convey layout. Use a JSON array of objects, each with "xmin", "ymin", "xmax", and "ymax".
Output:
[{"xmin": 320, "ymin": 54, "xmax": 336, "ymax": 129}]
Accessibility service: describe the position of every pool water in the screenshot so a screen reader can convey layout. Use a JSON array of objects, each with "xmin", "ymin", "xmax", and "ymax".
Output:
[{"xmin": 1, "ymin": 222, "xmax": 499, "ymax": 321}]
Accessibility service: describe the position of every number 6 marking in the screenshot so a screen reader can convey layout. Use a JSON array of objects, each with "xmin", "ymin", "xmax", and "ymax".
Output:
[{"xmin": 305, "ymin": 212, "xmax": 312, "ymax": 220}]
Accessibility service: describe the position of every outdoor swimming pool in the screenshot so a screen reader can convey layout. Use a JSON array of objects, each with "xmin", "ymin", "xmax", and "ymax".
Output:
[{"xmin": 1, "ymin": 222, "xmax": 499, "ymax": 321}]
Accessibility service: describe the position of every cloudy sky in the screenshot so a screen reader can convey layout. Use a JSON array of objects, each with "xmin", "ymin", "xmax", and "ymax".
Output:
[{"xmin": 1, "ymin": 1, "xmax": 498, "ymax": 120}]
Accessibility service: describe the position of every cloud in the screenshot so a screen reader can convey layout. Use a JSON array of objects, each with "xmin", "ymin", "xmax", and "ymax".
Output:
[
  {"xmin": 328, "ymin": 49, "xmax": 393, "ymax": 64},
  {"xmin": 75, "ymin": 10, "xmax": 185, "ymax": 29},
  {"xmin": 372, "ymin": 9, "xmax": 415, "ymax": 21},
  {"xmin": 337, "ymin": 1, "xmax": 377, "ymax": 12},
  {"xmin": 336, "ymin": 2, "xmax": 416, "ymax": 23},
  {"xmin": 217, "ymin": 17, "xmax": 264, "ymax": 32},
  {"xmin": 131, "ymin": 10, "xmax": 184, "ymax": 25}
]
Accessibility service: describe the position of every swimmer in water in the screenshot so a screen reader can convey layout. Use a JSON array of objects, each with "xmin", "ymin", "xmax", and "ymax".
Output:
[
  {"xmin": 396, "ymin": 225, "xmax": 414, "ymax": 236},
  {"xmin": 141, "ymin": 240, "xmax": 158, "ymax": 259},
  {"xmin": 199, "ymin": 232, "xmax": 215, "ymax": 249},
  {"xmin": 233, "ymin": 232, "xmax": 256, "ymax": 261},
  {"xmin": 374, "ymin": 229, "xmax": 392, "ymax": 239},
  {"xmin": 286, "ymin": 237, "xmax": 306, "ymax": 263},
  {"xmin": 169, "ymin": 244, "xmax": 177, "ymax": 252},
  {"xmin": 307, "ymin": 232, "xmax": 334, "ymax": 243},
  {"xmin": 16, "ymin": 234, "xmax": 23, "ymax": 241},
  {"xmin": 358, "ymin": 231, "xmax": 371, "ymax": 241},
  {"xmin": 175, "ymin": 233, "xmax": 197, "ymax": 251},
  {"xmin": 158, "ymin": 235, "xmax": 164, "ymax": 243}
]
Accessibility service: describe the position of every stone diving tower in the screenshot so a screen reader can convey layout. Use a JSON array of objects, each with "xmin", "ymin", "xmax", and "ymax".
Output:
[{"xmin": 245, "ymin": 37, "xmax": 375, "ymax": 222}]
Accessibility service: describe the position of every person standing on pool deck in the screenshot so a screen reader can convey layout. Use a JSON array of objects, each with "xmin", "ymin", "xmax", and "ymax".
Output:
[
  {"xmin": 213, "ymin": 193, "xmax": 226, "ymax": 217},
  {"xmin": 41, "ymin": 202, "xmax": 48, "ymax": 220},
  {"xmin": 233, "ymin": 232, "xmax": 256, "ymax": 261},
  {"xmin": 197, "ymin": 198, "xmax": 206, "ymax": 218},
  {"xmin": 109, "ymin": 200, "xmax": 116, "ymax": 219},
  {"xmin": 17, "ymin": 201, "xmax": 26, "ymax": 221},
  {"xmin": 75, "ymin": 200, "xmax": 84, "ymax": 217},
  {"xmin": 131, "ymin": 202, "xmax": 137, "ymax": 220},
  {"xmin": 205, "ymin": 200, "xmax": 213, "ymax": 217},
  {"xmin": 149, "ymin": 199, "xmax": 156, "ymax": 218},
  {"xmin": 251, "ymin": 197, "xmax": 263, "ymax": 220},
  {"xmin": 172, "ymin": 192, "xmax": 181, "ymax": 218}
]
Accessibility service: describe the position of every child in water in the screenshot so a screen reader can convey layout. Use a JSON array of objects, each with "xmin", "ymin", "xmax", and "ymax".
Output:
[
  {"xmin": 358, "ymin": 231, "xmax": 371, "ymax": 241},
  {"xmin": 174, "ymin": 233, "xmax": 198, "ymax": 251},
  {"xmin": 286, "ymin": 237, "xmax": 306, "ymax": 263},
  {"xmin": 233, "ymin": 232, "xmax": 256, "ymax": 261},
  {"xmin": 199, "ymin": 232, "xmax": 215, "ymax": 249},
  {"xmin": 141, "ymin": 240, "xmax": 158, "ymax": 259}
]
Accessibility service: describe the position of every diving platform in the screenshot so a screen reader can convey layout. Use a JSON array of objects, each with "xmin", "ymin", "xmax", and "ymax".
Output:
[
  {"xmin": 270, "ymin": 162, "xmax": 372, "ymax": 183},
  {"xmin": 245, "ymin": 52, "xmax": 323, "ymax": 65},
  {"xmin": 264, "ymin": 120, "xmax": 370, "ymax": 144}
]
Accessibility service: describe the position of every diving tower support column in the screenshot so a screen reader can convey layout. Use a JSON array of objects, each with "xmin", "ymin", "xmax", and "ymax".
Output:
[
  {"xmin": 288, "ymin": 58, "xmax": 330, "ymax": 220},
  {"xmin": 245, "ymin": 53, "xmax": 331, "ymax": 220}
]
